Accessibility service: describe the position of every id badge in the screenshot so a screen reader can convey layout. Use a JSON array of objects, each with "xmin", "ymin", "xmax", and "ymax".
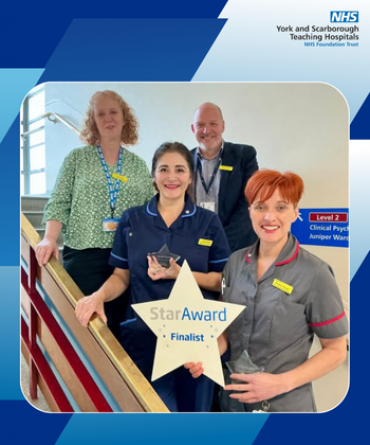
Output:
[
  {"xmin": 102, "ymin": 218, "xmax": 120, "ymax": 232},
  {"xmin": 200, "ymin": 201, "xmax": 216, "ymax": 212}
]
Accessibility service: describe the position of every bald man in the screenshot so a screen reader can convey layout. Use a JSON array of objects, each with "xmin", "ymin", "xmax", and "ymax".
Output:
[{"xmin": 191, "ymin": 103, "xmax": 258, "ymax": 252}]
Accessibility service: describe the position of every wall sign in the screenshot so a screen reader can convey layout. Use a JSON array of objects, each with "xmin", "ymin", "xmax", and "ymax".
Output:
[{"xmin": 291, "ymin": 208, "xmax": 349, "ymax": 248}]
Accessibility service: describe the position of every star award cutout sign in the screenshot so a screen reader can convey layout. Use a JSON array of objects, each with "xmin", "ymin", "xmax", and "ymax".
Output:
[{"xmin": 132, "ymin": 261, "xmax": 246, "ymax": 387}]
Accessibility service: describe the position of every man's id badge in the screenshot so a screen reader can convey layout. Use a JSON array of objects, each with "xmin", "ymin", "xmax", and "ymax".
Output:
[
  {"xmin": 102, "ymin": 218, "xmax": 120, "ymax": 232},
  {"xmin": 219, "ymin": 165, "xmax": 233, "ymax": 172},
  {"xmin": 200, "ymin": 202, "xmax": 216, "ymax": 212}
]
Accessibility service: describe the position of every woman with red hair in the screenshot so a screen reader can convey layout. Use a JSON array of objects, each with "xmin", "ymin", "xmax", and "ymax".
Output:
[{"xmin": 187, "ymin": 169, "xmax": 348, "ymax": 412}]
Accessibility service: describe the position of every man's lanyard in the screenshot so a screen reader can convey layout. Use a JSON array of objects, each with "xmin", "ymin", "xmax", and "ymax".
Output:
[
  {"xmin": 97, "ymin": 145, "xmax": 123, "ymax": 218},
  {"xmin": 196, "ymin": 152, "xmax": 222, "ymax": 195}
]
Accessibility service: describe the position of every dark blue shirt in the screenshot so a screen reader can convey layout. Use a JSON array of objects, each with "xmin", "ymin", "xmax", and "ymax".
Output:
[{"xmin": 109, "ymin": 194, "xmax": 231, "ymax": 327}]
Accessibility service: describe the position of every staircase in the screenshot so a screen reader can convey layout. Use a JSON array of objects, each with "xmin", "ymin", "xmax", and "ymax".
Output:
[{"xmin": 21, "ymin": 196, "xmax": 64, "ymax": 261}]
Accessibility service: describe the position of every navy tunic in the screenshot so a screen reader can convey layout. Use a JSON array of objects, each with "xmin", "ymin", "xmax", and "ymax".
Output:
[
  {"xmin": 109, "ymin": 194, "xmax": 230, "ymax": 412},
  {"xmin": 221, "ymin": 233, "xmax": 348, "ymax": 412}
]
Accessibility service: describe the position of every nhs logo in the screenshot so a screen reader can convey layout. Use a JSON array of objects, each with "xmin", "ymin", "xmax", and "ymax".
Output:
[{"xmin": 330, "ymin": 11, "xmax": 359, "ymax": 22}]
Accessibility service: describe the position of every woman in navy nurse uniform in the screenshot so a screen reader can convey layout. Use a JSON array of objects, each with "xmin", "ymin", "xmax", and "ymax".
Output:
[{"xmin": 75, "ymin": 142, "xmax": 231, "ymax": 412}]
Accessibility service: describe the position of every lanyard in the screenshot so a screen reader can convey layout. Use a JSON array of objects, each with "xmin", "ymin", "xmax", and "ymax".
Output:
[
  {"xmin": 97, "ymin": 145, "xmax": 123, "ymax": 218},
  {"xmin": 196, "ymin": 152, "xmax": 222, "ymax": 195}
]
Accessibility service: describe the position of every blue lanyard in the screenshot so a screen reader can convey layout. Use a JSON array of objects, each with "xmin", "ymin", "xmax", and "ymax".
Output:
[
  {"xmin": 196, "ymin": 152, "xmax": 222, "ymax": 195},
  {"xmin": 97, "ymin": 145, "xmax": 123, "ymax": 218}
]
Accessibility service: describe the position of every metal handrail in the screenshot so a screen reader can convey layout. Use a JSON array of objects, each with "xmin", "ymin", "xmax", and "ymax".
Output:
[
  {"xmin": 21, "ymin": 212, "xmax": 169, "ymax": 413},
  {"xmin": 46, "ymin": 112, "xmax": 80, "ymax": 135},
  {"xmin": 22, "ymin": 112, "xmax": 80, "ymax": 138}
]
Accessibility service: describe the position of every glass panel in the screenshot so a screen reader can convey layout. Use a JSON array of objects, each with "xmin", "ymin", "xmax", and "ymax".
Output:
[
  {"xmin": 29, "ymin": 119, "xmax": 45, "ymax": 131},
  {"xmin": 21, "ymin": 173, "xmax": 24, "ymax": 196},
  {"xmin": 30, "ymin": 145, "xmax": 45, "ymax": 171},
  {"xmin": 21, "ymin": 148, "xmax": 24, "ymax": 172},
  {"xmin": 29, "ymin": 129, "xmax": 45, "ymax": 147},
  {"xmin": 28, "ymin": 90, "xmax": 45, "ymax": 121},
  {"xmin": 30, "ymin": 172, "xmax": 46, "ymax": 195}
]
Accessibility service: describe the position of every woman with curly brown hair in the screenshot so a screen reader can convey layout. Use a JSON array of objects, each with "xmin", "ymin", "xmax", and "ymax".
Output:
[{"xmin": 36, "ymin": 90, "xmax": 153, "ymax": 336}]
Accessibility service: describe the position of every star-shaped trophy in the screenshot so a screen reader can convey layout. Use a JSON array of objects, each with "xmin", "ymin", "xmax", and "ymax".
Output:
[
  {"xmin": 148, "ymin": 244, "xmax": 180, "ymax": 268},
  {"xmin": 226, "ymin": 350, "xmax": 264, "ymax": 376},
  {"xmin": 132, "ymin": 261, "xmax": 246, "ymax": 387}
]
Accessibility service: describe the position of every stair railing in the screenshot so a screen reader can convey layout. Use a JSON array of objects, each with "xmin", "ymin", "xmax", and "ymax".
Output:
[
  {"xmin": 21, "ymin": 112, "xmax": 80, "ymax": 139},
  {"xmin": 21, "ymin": 212, "xmax": 169, "ymax": 413}
]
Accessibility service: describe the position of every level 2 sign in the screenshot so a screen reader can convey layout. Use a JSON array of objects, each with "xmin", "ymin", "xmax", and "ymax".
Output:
[{"xmin": 291, "ymin": 208, "xmax": 349, "ymax": 248}]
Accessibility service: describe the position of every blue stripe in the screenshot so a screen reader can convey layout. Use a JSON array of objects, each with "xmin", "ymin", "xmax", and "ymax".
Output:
[
  {"xmin": 147, "ymin": 199, "xmax": 195, "ymax": 217},
  {"xmin": 146, "ymin": 202, "xmax": 158, "ymax": 216},
  {"xmin": 182, "ymin": 203, "xmax": 197, "ymax": 217},
  {"xmin": 209, "ymin": 257, "xmax": 229, "ymax": 264},
  {"xmin": 110, "ymin": 252, "xmax": 128, "ymax": 262},
  {"xmin": 21, "ymin": 307, "xmax": 81, "ymax": 412},
  {"xmin": 37, "ymin": 285, "xmax": 123, "ymax": 412},
  {"xmin": 38, "ymin": 336, "xmax": 81, "ymax": 412},
  {"xmin": 17, "ymin": 261, "xmax": 124, "ymax": 412},
  {"xmin": 120, "ymin": 318, "xmax": 137, "ymax": 327}
]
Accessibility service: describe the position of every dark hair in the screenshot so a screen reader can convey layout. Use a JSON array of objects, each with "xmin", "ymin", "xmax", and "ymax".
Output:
[{"xmin": 151, "ymin": 142, "xmax": 194, "ymax": 199}]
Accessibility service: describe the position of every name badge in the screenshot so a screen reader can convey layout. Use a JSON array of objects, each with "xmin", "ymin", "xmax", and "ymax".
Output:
[
  {"xmin": 102, "ymin": 218, "xmax": 120, "ymax": 232},
  {"xmin": 112, "ymin": 172, "xmax": 128, "ymax": 183},
  {"xmin": 198, "ymin": 238, "xmax": 213, "ymax": 247},
  {"xmin": 200, "ymin": 202, "xmax": 216, "ymax": 212},
  {"xmin": 219, "ymin": 165, "xmax": 233, "ymax": 172},
  {"xmin": 272, "ymin": 279, "xmax": 293, "ymax": 295}
]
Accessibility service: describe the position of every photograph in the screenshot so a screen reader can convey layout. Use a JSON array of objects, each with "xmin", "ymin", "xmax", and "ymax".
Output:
[{"xmin": 20, "ymin": 82, "xmax": 349, "ymax": 413}]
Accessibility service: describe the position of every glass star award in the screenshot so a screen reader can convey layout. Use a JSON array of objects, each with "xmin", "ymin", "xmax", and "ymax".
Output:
[
  {"xmin": 226, "ymin": 350, "xmax": 264, "ymax": 376},
  {"xmin": 149, "ymin": 244, "xmax": 181, "ymax": 268}
]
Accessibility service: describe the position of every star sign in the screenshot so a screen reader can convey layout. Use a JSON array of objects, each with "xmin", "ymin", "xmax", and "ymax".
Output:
[
  {"xmin": 132, "ymin": 261, "xmax": 246, "ymax": 387},
  {"xmin": 149, "ymin": 244, "xmax": 180, "ymax": 268}
]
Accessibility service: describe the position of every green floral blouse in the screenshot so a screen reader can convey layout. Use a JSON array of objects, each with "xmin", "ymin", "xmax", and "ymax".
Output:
[{"xmin": 43, "ymin": 145, "xmax": 154, "ymax": 249}]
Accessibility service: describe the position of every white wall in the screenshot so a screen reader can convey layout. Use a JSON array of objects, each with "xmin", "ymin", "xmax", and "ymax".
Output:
[{"xmin": 43, "ymin": 82, "xmax": 349, "ymax": 304}]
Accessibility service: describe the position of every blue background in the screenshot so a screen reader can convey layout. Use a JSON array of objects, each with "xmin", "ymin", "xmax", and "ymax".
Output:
[
  {"xmin": 1, "ymin": 0, "xmax": 369, "ymax": 442},
  {"xmin": 291, "ymin": 208, "xmax": 349, "ymax": 248},
  {"xmin": 330, "ymin": 11, "xmax": 359, "ymax": 22}
]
